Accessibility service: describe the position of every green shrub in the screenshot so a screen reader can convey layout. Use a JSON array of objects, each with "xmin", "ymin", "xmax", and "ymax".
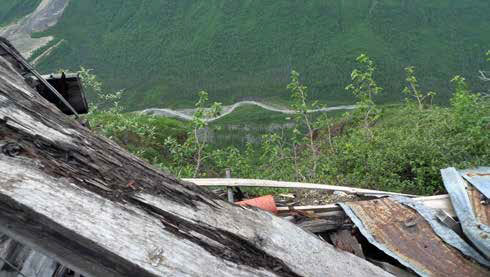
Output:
[{"xmin": 86, "ymin": 54, "xmax": 490, "ymax": 196}]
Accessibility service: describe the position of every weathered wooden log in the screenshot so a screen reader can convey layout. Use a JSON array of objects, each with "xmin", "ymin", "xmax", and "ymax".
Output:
[{"xmin": 0, "ymin": 56, "xmax": 393, "ymax": 277}]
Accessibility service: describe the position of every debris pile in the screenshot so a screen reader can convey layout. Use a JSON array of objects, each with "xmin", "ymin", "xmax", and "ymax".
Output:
[
  {"xmin": 2, "ymin": 167, "xmax": 488, "ymax": 276},
  {"xmin": 200, "ymin": 168, "xmax": 490, "ymax": 276}
]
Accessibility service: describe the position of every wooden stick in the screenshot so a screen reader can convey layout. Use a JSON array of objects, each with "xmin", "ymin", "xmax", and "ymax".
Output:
[
  {"xmin": 184, "ymin": 178, "xmax": 415, "ymax": 197},
  {"xmin": 225, "ymin": 169, "xmax": 234, "ymax": 203}
]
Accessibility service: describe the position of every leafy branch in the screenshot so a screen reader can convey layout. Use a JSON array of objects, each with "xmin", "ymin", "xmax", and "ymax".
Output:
[
  {"xmin": 345, "ymin": 54, "xmax": 382, "ymax": 138},
  {"xmin": 403, "ymin": 66, "xmax": 436, "ymax": 110},
  {"xmin": 287, "ymin": 71, "xmax": 320, "ymax": 176},
  {"xmin": 191, "ymin": 91, "xmax": 222, "ymax": 177}
]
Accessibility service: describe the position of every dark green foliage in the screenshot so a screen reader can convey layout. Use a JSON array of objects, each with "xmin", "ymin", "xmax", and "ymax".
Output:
[
  {"xmin": 212, "ymin": 106, "xmax": 289, "ymax": 126},
  {"xmin": 0, "ymin": 0, "xmax": 41, "ymax": 26},
  {"xmin": 14, "ymin": 0, "xmax": 483, "ymax": 196},
  {"xmin": 24, "ymin": 0, "xmax": 490, "ymax": 110},
  {"xmin": 206, "ymin": 99, "xmax": 489, "ymax": 195},
  {"xmin": 87, "ymin": 96, "xmax": 490, "ymax": 196},
  {"xmin": 87, "ymin": 112, "xmax": 188, "ymax": 166},
  {"xmin": 83, "ymin": 53, "xmax": 490, "ymax": 195},
  {"xmin": 319, "ymin": 102, "xmax": 489, "ymax": 195}
]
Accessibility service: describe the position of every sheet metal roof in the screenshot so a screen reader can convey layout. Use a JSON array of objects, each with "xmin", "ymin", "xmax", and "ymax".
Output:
[{"xmin": 340, "ymin": 198, "xmax": 489, "ymax": 277}]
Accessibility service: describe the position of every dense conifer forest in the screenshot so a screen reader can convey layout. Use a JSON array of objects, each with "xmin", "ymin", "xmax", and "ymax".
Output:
[{"xmin": 2, "ymin": 0, "xmax": 488, "ymax": 109}]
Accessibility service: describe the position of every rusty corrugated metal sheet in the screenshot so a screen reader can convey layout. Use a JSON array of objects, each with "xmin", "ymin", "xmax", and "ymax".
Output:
[
  {"xmin": 340, "ymin": 198, "xmax": 489, "ymax": 277},
  {"xmin": 392, "ymin": 196, "xmax": 490, "ymax": 268},
  {"xmin": 462, "ymin": 167, "xmax": 490, "ymax": 199},
  {"xmin": 441, "ymin": 168, "xmax": 490, "ymax": 259}
]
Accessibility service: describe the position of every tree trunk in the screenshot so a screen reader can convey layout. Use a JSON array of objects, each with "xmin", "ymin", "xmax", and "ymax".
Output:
[{"xmin": 0, "ymin": 56, "xmax": 392, "ymax": 277}]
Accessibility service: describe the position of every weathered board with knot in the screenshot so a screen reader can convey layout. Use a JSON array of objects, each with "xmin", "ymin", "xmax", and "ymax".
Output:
[{"xmin": 0, "ymin": 56, "xmax": 393, "ymax": 277}]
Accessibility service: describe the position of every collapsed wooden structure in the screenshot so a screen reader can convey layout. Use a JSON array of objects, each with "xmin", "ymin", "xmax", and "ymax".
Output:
[
  {"xmin": 198, "ymin": 173, "xmax": 490, "ymax": 276},
  {"xmin": 0, "ymin": 54, "xmax": 396, "ymax": 276}
]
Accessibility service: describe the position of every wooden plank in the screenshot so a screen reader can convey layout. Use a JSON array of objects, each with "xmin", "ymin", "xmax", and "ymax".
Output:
[
  {"xmin": 277, "ymin": 194, "xmax": 455, "ymax": 217},
  {"xmin": 0, "ymin": 55, "xmax": 393, "ymax": 277},
  {"xmin": 277, "ymin": 204, "xmax": 342, "ymax": 214},
  {"xmin": 417, "ymin": 194, "xmax": 456, "ymax": 216},
  {"xmin": 297, "ymin": 219, "xmax": 347, "ymax": 233},
  {"xmin": 184, "ymin": 178, "xmax": 415, "ymax": 197},
  {"xmin": 134, "ymin": 193, "xmax": 392, "ymax": 277}
]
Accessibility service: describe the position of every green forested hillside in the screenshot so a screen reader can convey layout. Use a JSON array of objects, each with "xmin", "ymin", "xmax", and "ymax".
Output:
[
  {"xmin": 19, "ymin": 0, "xmax": 490, "ymax": 109},
  {"xmin": 84, "ymin": 61, "xmax": 490, "ymax": 195}
]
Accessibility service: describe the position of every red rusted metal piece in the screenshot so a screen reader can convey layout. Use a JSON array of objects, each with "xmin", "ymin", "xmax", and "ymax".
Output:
[{"xmin": 235, "ymin": 195, "xmax": 278, "ymax": 214}]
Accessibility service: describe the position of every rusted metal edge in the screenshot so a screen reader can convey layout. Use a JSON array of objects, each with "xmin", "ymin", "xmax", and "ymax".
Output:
[
  {"xmin": 338, "ymin": 202, "xmax": 429, "ymax": 277},
  {"xmin": 461, "ymin": 167, "xmax": 490, "ymax": 199},
  {"xmin": 392, "ymin": 196, "xmax": 490, "ymax": 267},
  {"xmin": 441, "ymin": 168, "xmax": 490, "ymax": 260}
]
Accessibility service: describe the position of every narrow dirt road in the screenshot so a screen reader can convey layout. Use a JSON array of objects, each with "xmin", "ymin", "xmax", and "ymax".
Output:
[{"xmin": 141, "ymin": 101, "xmax": 356, "ymax": 123}]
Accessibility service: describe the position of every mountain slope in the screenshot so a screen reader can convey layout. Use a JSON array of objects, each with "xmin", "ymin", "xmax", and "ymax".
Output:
[
  {"xmin": 9, "ymin": 0, "xmax": 490, "ymax": 109},
  {"xmin": 0, "ymin": 0, "xmax": 41, "ymax": 27},
  {"xmin": 1, "ymin": 0, "xmax": 69, "ymax": 58}
]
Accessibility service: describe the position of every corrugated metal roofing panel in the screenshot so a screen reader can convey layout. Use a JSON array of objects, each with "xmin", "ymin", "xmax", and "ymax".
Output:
[
  {"xmin": 441, "ymin": 167, "xmax": 490, "ymax": 259},
  {"xmin": 392, "ymin": 196, "xmax": 490, "ymax": 267},
  {"xmin": 461, "ymin": 167, "xmax": 490, "ymax": 199},
  {"xmin": 340, "ymin": 198, "xmax": 489, "ymax": 277}
]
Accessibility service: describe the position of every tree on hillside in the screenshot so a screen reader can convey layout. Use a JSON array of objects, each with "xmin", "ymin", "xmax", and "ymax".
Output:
[
  {"xmin": 479, "ymin": 51, "xmax": 489, "ymax": 79},
  {"xmin": 478, "ymin": 51, "xmax": 489, "ymax": 97}
]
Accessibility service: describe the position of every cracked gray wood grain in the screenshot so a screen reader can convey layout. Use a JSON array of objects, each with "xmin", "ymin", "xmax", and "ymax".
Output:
[{"xmin": 0, "ymin": 56, "xmax": 393, "ymax": 277}]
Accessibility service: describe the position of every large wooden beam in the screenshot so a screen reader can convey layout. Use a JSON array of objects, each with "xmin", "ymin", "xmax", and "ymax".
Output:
[{"xmin": 0, "ymin": 57, "xmax": 393, "ymax": 276}]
